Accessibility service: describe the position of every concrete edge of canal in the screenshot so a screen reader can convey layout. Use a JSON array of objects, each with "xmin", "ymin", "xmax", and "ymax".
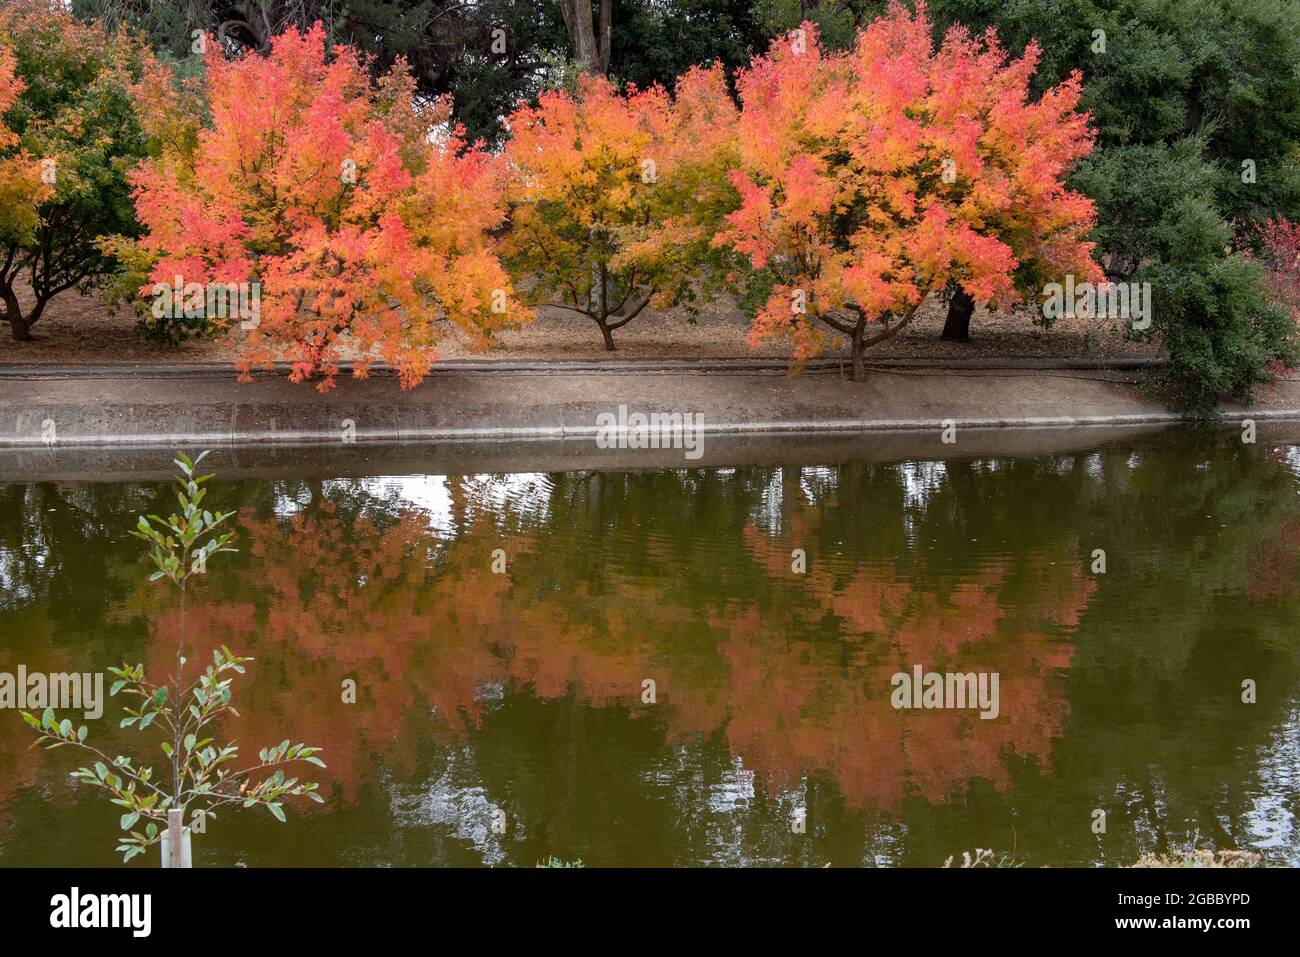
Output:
[{"xmin": 1, "ymin": 362, "xmax": 1299, "ymax": 478}]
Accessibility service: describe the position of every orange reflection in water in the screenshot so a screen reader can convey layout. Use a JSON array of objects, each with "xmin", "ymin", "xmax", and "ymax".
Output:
[{"xmin": 114, "ymin": 485, "xmax": 1094, "ymax": 816}]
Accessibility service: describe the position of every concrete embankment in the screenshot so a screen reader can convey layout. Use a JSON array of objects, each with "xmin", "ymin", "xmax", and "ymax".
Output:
[{"xmin": 1, "ymin": 359, "xmax": 1298, "ymax": 478}]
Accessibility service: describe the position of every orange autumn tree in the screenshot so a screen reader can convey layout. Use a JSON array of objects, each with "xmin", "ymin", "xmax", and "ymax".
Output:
[
  {"xmin": 501, "ymin": 65, "xmax": 738, "ymax": 350},
  {"xmin": 717, "ymin": 4, "xmax": 1102, "ymax": 381},
  {"xmin": 0, "ymin": 43, "xmax": 44, "ymax": 249},
  {"xmin": 120, "ymin": 25, "xmax": 525, "ymax": 390}
]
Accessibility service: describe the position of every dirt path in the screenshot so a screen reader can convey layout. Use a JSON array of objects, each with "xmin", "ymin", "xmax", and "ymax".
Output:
[{"xmin": 0, "ymin": 285, "xmax": 1163, "ymax": 365}]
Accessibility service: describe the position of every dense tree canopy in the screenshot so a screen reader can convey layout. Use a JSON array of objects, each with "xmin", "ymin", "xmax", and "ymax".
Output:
[
  {"xmin": 718, "ymin": 6, "xmax": 1101, "ymax": 380},
  {"xmin": 71, "ymin": 0, "xmax": 766, "ymax": 146},
  {"xmin": 501, "ymin": 63, "xmax": 738, "ymax": 349},
  {"xmin": 0, "ymin": 41, "xmax": 45, "ymax": 283},
  {"xmin": 117, "ymin": 24, "xmax": 526, "ymax": 390},
  {"xmin": 73, "ymin": 0, "xmax": 572, "ymax": 145},
  {"xmin": 0, "ymin": 0, "xmax": 154, "ymax": 340},
  {"xmin": 752, "ymin": 0, "xmax": 1300, "ymax": 407},
  {"xmin": 0, "ymin": 0, "xmax": 1292, "ymax": 411}
]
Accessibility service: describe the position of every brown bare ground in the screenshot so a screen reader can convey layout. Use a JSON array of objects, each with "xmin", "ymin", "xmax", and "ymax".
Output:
[{"xmin": 0, "ymin": 281, "xmax": 1163, "ymax": 365}]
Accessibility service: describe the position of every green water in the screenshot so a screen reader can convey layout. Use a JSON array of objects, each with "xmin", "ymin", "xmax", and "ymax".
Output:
[{"xmin": 1, "ymin": 430, "xmax": 1298, "ymax": 867}]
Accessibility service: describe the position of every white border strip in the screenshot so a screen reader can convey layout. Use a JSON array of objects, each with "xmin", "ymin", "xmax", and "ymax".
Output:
[{"xmin": 4, "ymin": 409, "xmax": 1300, "ymax": 449}]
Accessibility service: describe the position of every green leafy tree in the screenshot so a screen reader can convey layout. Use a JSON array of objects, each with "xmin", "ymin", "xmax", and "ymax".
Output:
[
  {"xmin": 74, "ymin": 0, "xmax": 764, "ymax": 144},
  {"xmin": 22, "ymin": 452, "xmax": 325, "ymax": 864},
  {"xmin": 752, "ymin": 0, "xmax": 886, "ymax": 51},
  {"xmin": 74, "ymin": 0, "xmax": 572, "ymax": 146},
  {"xmin": 610, "ymin": 0, "xmax": 767, "ymax": 89},
  {"xmin": 1140, "ymin": 208, "xmax": 1297, "ymax": 413},
  {"xmin": 920, "ymin": 0, "xmax": 1300, "ymax": 232}
]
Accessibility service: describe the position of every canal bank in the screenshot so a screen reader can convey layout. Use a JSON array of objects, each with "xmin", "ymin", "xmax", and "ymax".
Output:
[{"xmin": 1, "ymin": 359, "xmax": 1299, "ymax": 471}]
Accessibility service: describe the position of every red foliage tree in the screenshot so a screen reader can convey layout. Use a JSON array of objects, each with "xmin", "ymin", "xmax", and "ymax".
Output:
[
  {"xmin": 716, "ymin": 3, "xmax": 1102, "ymax": 380},
  {"xmin": 122, "ymin": 25, "xmax": 527, "ymax": 391},
  {"xmin": 1259, "ymin": 217, "xmax": 1300, "ymax": 322}
]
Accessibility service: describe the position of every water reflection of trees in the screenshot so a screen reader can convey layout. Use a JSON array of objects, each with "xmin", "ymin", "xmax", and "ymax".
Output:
[
  {"xmin": 86, "ymin": 460, "xmax": 1096, "ymax": 817},
  {"xmin": 3, "ymin": 432, "xmax": 1300, "ymax": 865}
]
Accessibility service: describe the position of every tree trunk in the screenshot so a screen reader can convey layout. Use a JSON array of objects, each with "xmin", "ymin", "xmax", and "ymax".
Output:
[
  {"xmin": 851, "ymin": 317, "xmax": 866, "ymax": 382},
  {"xmin": 941, "ymin": 287, "xmax": 974, "ymax": 342},
  {"xmin": 597, "ymin": 320, "xmax": 616, "ymax": 351},
  {"xmin": 560, "ymin": 0, "xmax": 611, "ymax": 73},
  {"xmin": 2, "ymin": 285, "xmax": 32, "ymax": 341},
  {"xmin": 598, "ymin": 0, "xmax": 611, "ymax": 71}
]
